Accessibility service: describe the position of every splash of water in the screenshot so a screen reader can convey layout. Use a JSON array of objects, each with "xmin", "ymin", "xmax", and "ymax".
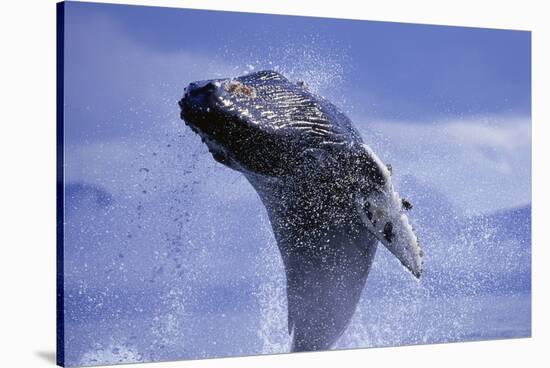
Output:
[
  {"xmin": 222, "ymin": 33, "xmax": 350, "ymax": 107},
  {"xmin": 79, "ymin": 342, "xmax": 143, "ymax": 366},
  {"xmin": 252, "ymin": 216, "xmax": 291, "ymax": 354}
]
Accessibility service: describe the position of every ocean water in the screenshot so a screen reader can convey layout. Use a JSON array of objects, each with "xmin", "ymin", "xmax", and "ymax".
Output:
[{"xmin": 61, "ymin": 153, "xmax": 531, "ymax": 366}]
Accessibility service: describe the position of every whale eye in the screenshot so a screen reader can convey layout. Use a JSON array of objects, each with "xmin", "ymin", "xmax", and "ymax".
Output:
[{"xmin": 224, "ymin": 81, "xmax": 257, "ymax": 98}]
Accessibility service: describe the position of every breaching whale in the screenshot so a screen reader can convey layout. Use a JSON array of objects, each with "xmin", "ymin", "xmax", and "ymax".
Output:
[{"xmin": 178, "ymin": 70, "xmax": 422, "ymax": 352}]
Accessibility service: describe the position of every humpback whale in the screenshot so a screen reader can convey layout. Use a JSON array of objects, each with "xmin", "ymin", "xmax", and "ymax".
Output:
[{"xmin": 178, "ymin": 70, "xmax": 422, "ymax": 352}]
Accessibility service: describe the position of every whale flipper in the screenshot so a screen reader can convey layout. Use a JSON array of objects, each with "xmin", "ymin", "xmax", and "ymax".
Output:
[
  {"xmin": 281, "ymin": 228, "xmax": 378, "ymax": 352},
  {"xmin": 354, "ymin": 144, "xmax": 423, "ymax": 278}
]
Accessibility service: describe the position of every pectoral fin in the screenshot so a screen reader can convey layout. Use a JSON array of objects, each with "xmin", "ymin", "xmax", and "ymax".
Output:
[
  {"xmin": 356, "ymin": 191, "xmax": 422, "ymax": 278},
  {"xmin": 354, "ymin": 145, "xmax": 423, "ymax": 278}
]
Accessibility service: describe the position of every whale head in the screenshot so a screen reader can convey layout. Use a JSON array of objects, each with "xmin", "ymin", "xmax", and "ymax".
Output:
[{"xmin": 179, "ymin": 70, "xmax": 361, "ymax": 178}]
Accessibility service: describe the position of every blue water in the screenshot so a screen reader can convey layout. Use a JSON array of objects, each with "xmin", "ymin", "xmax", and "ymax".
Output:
[{"xmin": 61, "ymin": 141, "xmax": 531, "ymax": 365}]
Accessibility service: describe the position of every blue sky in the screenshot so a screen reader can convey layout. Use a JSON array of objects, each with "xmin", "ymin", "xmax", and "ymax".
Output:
[
  {"xmin": 64, "ymin": 1, "xmax": 530, "ymax": 121},
  {"xmin": 63, "ymin": 1, "xmax": 531, "ymax": 214},
  {"xmin": 61, "ymin": 2, "xmax": 531, "ymax": 365}
]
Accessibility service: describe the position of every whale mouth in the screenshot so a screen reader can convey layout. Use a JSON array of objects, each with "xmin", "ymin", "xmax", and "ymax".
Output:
[{"xmin": 198, "ymin": 133, "xmax": 232, "ymax": 166}]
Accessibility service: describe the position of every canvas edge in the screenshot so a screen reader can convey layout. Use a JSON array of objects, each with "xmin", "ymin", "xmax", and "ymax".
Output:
[{"xmin": 56, "ymin": 1, "xmax": 66, "ymax": 367}]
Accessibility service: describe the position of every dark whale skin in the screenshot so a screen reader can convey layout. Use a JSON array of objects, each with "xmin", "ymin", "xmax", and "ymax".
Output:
[{"xmin": 179, "ymin": 70, "xmax": 419, "ymax": 352}]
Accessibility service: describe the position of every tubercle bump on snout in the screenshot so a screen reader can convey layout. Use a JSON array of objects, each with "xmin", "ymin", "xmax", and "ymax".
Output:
[{"xmin": 224, "ymin": 80, "xmax": 257, "ymax": 98}]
